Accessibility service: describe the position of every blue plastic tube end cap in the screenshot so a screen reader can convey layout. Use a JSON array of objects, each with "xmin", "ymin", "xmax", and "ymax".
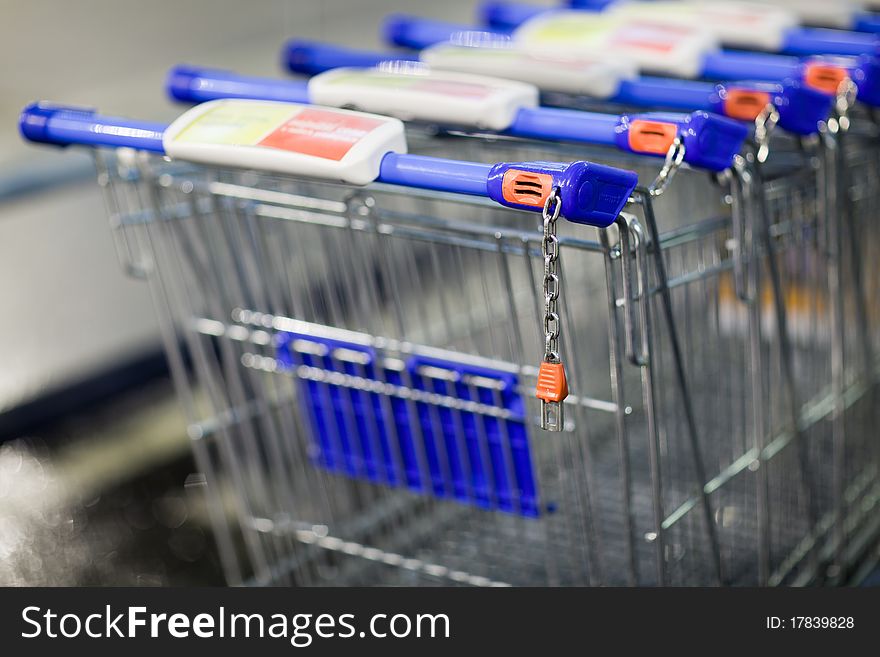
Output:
[
  {"xmin": 19, "ymin": 101, "xmax": 95, "ymax": 146},
  {"xmin": 383, "ymin": 14, "xmax": 418, "ymax": 48},
  {"xmin": 165, "ymin": 65, "xmax": 221, "ymax": 103}
]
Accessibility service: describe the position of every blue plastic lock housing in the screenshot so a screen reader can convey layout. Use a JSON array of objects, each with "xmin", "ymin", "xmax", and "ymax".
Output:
[
  {"xmin": 486, "ymin": 160, "xmax": 636, "ymax": 227},
  {"xmin": 615, "ymin": 111, "xmax": 748, "ymax": 172},
  {"xmin": 707, "ymin": 80, "xmax": 833, "ymax": 136}
]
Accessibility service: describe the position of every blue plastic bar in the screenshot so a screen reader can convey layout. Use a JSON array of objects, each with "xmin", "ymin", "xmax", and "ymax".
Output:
[
  {"xmin": 509, "ymin": 107, "xmax": 618, "ymax": 145},
  {"xmin": 276, "ymin": 41, "xmax": 831, "ymax": 130},
  {"xmin": 479, "ymin": 2, "xmax": 547, "ymax": 31},
  {"xmin": 167, "ymin": 66, "xmax": 311, "ymax": 105},
  {"xmin": 701, "ymin": 51, "xmax": 801, "ymax": 82},
  {"xmin": 384, "ymin": 14, "xmax": 506, "ymax": 49},
  {"xmin": 281, "ymin": 42, "xmax": 724, "ymax": 113},
  {"xmin": 19, "ymin": 103, "xmax": 166, "ymax": 152},
  {"xmin": 568, "ymin": 0, "xmax": 617, "ymax": 9},
  {"xmin": 780, "ymin": 27, "xmax": 880, "ymax": 57},
  {"xmin": 383, "ymin": 15, "xmax": 820, "ymax": 84},
  {"xmin": 279, "ymin": 41, "xmax": 810, "ymax": 118},
  {"xmin": 18, "ymin": 103, "xmax": 492, "ymax": 195},
  {"xmin": 19, "ymin": 103, "xmax": 640, "ymax": 227},
  {"xmin": 612, "ymin": 77, "xmax": 714, "ymax": 111},
  {"xmin": 853, "ymin": 12, "xmax": 880, "ymax": 34},
  {"xmin": 20, "ymin": 103, "xmax": 638, "ymax": 225},
  {"xmin": 378, "ymin": 152, "xmax": 491, "ymax": 195},
  {"xmin": 20, "ymin": 103, "xmax": 494, "ymax": 196},
  {"xmin": 163, "ymin": 64, "xmax": 753, "ymax": 170},
  {"xmin": 285, "ymin": 40, "xmax": 417, "ymax": 75}
]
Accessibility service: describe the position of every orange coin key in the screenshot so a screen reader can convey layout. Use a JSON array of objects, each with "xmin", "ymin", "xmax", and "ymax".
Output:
[
  {"xmin": 536, "ymin": 360, "xmax": 569, "ymax": 403},
  {"xmin": 537, "ymin": 360, "xmax": 568, "ymax": 432}
]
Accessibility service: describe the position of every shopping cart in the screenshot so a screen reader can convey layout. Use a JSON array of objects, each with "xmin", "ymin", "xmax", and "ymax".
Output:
[
  {"xmin": 19, "ymin": 75, "xmax": 879, "ymax": 588},
  {"xmin": 356, "ymin": 16, "xmax": 880, "ymax": 583},
  {"xmin": 282, "ymin": 34, "xmax": 880, "ymax": 579}
]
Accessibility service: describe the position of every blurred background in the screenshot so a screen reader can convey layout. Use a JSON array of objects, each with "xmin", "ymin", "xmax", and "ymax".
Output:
[{"xmin": 0, "ymin": 0, "xmax": 564, "ymax": 586}]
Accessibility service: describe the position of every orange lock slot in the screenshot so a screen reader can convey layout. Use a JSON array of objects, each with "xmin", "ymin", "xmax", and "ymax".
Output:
[
  {"xmin": 501, "ymin": 169, "xmax": 553, "ymax": 207},
  {"xmin": 803, "ymin": 63, "xmax": 849, "ymax": 96},
  {"xmin": 723, "ymin": 89, "xmax": 772, "ymax": 121},
  {"xmin": 627, "ymin": 120, "xmax": 678, "ymax": 155}
]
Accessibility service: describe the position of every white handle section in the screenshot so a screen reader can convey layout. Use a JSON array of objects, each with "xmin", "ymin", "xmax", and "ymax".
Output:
[
  {"xmin": 163, "ymin": 99, "xmax": 407, "ymax": 185},
  {"xmin": 513, "ymin": 11, "xmax": 718, "ymax": 79},
  {"xmin": 606, "ymin": 1, "xmax": 799, "ymax": 51},
  {"xmin": 307, "ymin": 65, "xmax": 539, "ymax": 131},
  {"xmin": 420, "ymin": 42, "xmax": 637, "ymax": 98}
]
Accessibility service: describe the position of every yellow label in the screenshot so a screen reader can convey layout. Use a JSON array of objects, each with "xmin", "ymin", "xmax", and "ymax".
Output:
[
  {"xmin": 171, "ymin": 102, "xmax": 296, "ymax": 146},
  {"xmin": 522, "ymin": 14, "xmax": 614, "ymax": 47}
]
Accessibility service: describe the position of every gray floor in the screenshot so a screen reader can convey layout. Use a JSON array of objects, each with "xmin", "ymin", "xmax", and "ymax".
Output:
[{"xmin": 0, "ymin": 379, "xmax": 217, "ymax": 585}]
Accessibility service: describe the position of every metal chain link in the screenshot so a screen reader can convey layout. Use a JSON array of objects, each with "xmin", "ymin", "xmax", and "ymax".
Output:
[
  {"xmin": 835, "ymin": 78, "xmax": 858, "ymax": 122},
  {"xmin": 648, "ymin": 137, "xmax": 686, "ymax": 197},
  {"xmin": 821, "ymin": 78, "xmax": 858, "ymax": 149},
  {"xmin": 542, "ymin": 188, "xmax": 562, "ymax": 363},
  {"xmin": 754, "ymin": 103, "xmax": 780, "ymax": 164}
]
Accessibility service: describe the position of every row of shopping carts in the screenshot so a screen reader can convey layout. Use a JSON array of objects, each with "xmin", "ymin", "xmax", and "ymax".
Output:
[{"xmin": 19, "ymin": 0, "xmax": 880, "ymax": 586}]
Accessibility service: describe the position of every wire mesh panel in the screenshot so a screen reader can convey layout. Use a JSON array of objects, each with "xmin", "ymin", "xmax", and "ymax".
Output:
[{"xmin": 93, "ymin": 125, "xmax": 880, "ymax": 586}]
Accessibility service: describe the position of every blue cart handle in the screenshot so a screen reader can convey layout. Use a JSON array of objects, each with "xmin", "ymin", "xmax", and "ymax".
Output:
[
  {"xmin": 614, "ymin": 77, "xmax": 830, "ymax": 136},
  {"xmin": 487, "ymin": 2, "xmax": 880, "ymax": 58},
  {"xmin": 286, "ymin": 40, "xmax": 418, "ymax": 75},
  {"xmin": 480, "ymin": 2, "xmax": 547, "ymax": 31},
  {"xmin": 280, "ymin": 41, "xmax": 827, "ymax": 135},
  {"xmin": 384, "ymin": 14, "xmax": 506, "ymax": 49},
  {"xmin": 19, "ymin": 102, "xmax": 637, "ymax": 227},
  {"xmin": 168, "ymin": 66, "xmax": 311, "ymax": 104},
  {"xmin": 19, "ymin": 103, "xmax": 166, "ymax": 152},
  {"xmin": 165, "ymin": 65, "xmax": 746, "ymax": 171},
  {"xmin": 511, "ymin": 108, "xmax": 747, "ymax": 172},
  {"xmin": 382, "ymin": 14, "xmax": 878, "ymax": 99},
  {"xmin": 853, "ymin": 13, "xmax": 880, "ymax": 35},
  {"xmin": 781, "ymin": 27, "xmax": 880, "ymax": 58},
  {"xmin": 703, "ymin": 51, "xmax": 880, "ymax": 107},
  {"xmin": 568, "ymin": 0, "xmax": 617, "ymax": 9},
  {"xmin": 701, "ymin": 50, "xmax": 803, "ymax": 82}
]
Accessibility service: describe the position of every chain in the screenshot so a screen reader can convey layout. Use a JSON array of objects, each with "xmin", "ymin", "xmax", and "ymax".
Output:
[
  {"xmin": 754, "ymin": 103, "xmax": 780, "ymax": 164},
  {"xmin": 835, "ymin": 78, "xmax": 858, "ymax": 122},
  {"xmin": 648, "ymin": 137, "xmax": 686, "ymax": 197},
  {"xmin": 821, "ymin": 77, "xmax": 858, "ymax": 149},
  {"xmin": 542, "ymin": 188, "xmax": 562, "ymax": 363}
]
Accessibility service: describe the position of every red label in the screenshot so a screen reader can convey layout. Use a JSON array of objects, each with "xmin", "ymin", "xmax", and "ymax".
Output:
[
  {"xmin": 611, "ymin": 23, "xmax": 683, "ymax": 53},
  {"xmin": 412, "ymin": 79, "xmax": 493, "ymax": 98},
  {"xmin": 700, "ymin": 9, "xmax": 765, "ymax": 25},
  {"xmin": 257, "ymin": 109, "xmax": 385, "ymax": 161},
  {"xmin": 614, "ymin": 37, "xmax": 675, "ymax": 53}
]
